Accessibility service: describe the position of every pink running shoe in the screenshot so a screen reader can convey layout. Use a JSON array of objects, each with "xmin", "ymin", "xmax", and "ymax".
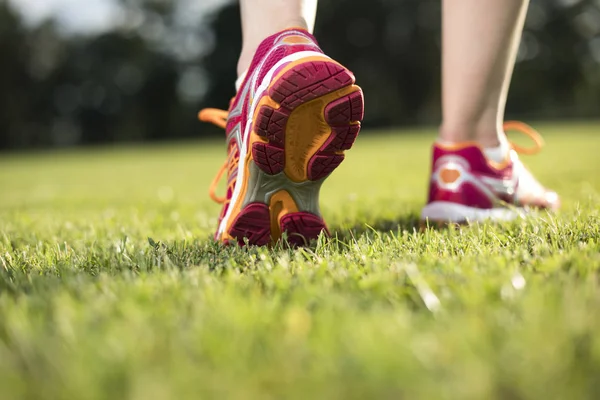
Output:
[
  {"xmin": 200, "ymin": 28, "xmax": 364, "ymax": 246},
  {"xmin": 421, "ymin": 121, "xmax": 560, "ymax": 223}
]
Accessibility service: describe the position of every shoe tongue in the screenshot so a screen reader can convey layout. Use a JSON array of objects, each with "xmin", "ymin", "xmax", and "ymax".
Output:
[{"xmin": 483, "ymin": 140, "xmax": 510, "ymax": 164}]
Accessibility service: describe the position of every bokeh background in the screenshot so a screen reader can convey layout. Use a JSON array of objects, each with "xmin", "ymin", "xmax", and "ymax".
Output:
[{"xmin": 1, "ymin": 0, "xmax": 599, "ymax": 151}]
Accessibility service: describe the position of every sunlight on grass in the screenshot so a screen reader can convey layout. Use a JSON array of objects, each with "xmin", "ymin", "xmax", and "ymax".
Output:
[{"xmin": 0, "ymin": 123, "xmax": 599, "ymax": 399}]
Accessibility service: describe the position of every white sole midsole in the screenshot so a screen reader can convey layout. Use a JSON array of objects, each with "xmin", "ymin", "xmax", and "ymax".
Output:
[{"xmin": 420, "ymin": 201, "xmax": 525, "ymax": 223}]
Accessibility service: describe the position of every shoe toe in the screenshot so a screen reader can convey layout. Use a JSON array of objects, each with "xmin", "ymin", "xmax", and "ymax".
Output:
[{"xmin": 544, "ymin": 190, "xmax": 561, "ymax": 211}]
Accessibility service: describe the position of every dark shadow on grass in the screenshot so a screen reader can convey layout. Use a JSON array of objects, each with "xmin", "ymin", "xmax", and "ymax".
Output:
[
  {"xmin": 0, "ymin": 212, "xmax": 439, "ymax": 297},
  {"xmin": 329, "ymin": 211, "xmax": 422, "ymax": 243}
]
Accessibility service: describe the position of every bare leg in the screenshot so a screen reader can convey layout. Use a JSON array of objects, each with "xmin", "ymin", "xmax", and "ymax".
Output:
[
  {"xmin": 440, "ymin": 0, "xmax": 529, "ymax": 149},
  {"xmin": 238, "ymin": 0, "xmax": 318, "ymax": 76}
]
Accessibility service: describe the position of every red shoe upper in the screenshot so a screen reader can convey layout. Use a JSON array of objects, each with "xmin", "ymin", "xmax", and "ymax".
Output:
[{"xmin": 426, "ymin": 122, "xmax": 560, "ymax": 211}]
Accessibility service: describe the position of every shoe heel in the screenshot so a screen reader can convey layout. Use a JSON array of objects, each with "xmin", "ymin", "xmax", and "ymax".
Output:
[
  {"xmin": 232, "ymin": 59, "xmax": 363, "ymax": 246},
  {"xmin": 227, "ymin": 203, "xmax": 272, "ymax": 246},
  {"xmin": 251, "ymin": 59, "xmax": 364, "ymax": 182},
  {"xmin": 227, "ymin": 202, "xmax": 328, "ymax": 247},
  {"xmin": 307, "ymin": 90, "xmax": 363, "ymax": 180},
  {"xmin": 279, "ymin": 212, "xmax": 329, "ymax": 247}
]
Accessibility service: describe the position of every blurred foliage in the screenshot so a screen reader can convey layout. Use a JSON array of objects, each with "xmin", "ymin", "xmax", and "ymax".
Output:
[{"xmin": 0, "ymin": 0, "xmax": 599, "ymax": 150}]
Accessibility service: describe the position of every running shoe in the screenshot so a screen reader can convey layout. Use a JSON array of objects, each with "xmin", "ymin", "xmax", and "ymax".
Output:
[
  {"xmin": 421, "ymin": 121, "xmax": 560, "ymax": 223},
  {"xmin": 200, "ymin": 28, "xmax": 364, "ymax": 245}
]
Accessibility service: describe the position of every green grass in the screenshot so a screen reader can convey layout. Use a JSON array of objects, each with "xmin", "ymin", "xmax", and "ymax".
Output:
[{"xmin": 1, "ymin": 123, "xmax": 599, "ymax": 399}]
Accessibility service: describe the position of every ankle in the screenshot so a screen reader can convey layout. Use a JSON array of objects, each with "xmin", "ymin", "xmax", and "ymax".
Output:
[
  {"xmin": 237, "ymin": 53, "xmax": 253, "ymax": 78},
  {"xmin": 238, "ymin": 19, "xmax": 311, "ymax": 76},
  {"xmin": 439, "ymin": 123, "xmax": 505, "ymax": 148}
]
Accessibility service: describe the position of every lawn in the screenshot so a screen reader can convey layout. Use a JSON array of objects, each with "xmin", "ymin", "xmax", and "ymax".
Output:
[{"xmin": 1, "ymin": 123, "xmax": 599, "ymax": 399}]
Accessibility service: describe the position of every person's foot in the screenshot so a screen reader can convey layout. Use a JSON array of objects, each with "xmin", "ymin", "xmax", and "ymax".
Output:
[
  {"xmin": 200, "ymin": 28, "xmax": 364, "ymax": 246},
  {"xmin": 421, "ymin": 121, "xmax": 560, "ymax": 223}
]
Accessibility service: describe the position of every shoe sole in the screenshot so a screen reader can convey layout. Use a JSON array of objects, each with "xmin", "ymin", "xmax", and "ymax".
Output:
[
  {"xmin": 420, "ymin": 201, "xmax": 523, "ymax": 225},
  {"xmin": 226, "ymin": 59, "xmax": 364, "ymax": 246}
]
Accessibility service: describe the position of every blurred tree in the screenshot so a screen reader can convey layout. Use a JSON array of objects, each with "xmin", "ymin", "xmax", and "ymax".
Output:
[
  {"xmin": 0, "ymin": 0, "xmax": 598, "ymax": 151},
  {"xmin": 197, "ymin": 3, "xmax": 241, "ymax": 135},
  {"xmin": 199, "ymin": 0, "xmax": 600, "ymax": 128},
  {"xmin": 0, "ymin": 1, "xmax": 38, "ymax": 149}
]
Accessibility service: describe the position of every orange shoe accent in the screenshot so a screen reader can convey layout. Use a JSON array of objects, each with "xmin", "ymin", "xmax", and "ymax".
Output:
[
  {"xmin": 268, "ymin": 190, "xmax": 300, "ymax": 240},
  {"xmin": 440, "ymin": 168, "xmax": 461, "ymax": 184},
  {"xmin": 503, "ymin": 120, "xmax": 544, "ymax": 155},
  {"xmin": 199, "ymin": 108, "xmax": 240, "ymax": 199},
  {"xmin": 284, "ymin": 85, "xmax": 359, "ymax": 182},
  {"xmin": 486, "ymin": 155, "xmax": 512, "ymax": 171},
  {"xmin": 198, "ymin": 108, "xmax": 228, "ymax": 129},
  {"xmin": 435, "ymin": 121, "xmax": 546, "ymax": 170},
  {"xmin": 282, "ymin": 35, "xmax": 314, "ymax": 45},
  {"xmin": 199, "ymin": 109, "xmax": 239, "ymax": 220},
  {"xmin": 222, "ymin": 156, "xmax": 253, "ymax": 237},
  {"xmin": 208, "ymin": 161, "xmax": 228, "ymax": 204}
]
